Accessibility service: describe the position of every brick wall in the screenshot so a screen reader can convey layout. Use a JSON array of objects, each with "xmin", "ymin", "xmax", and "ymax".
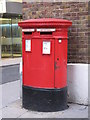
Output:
[{"xmin": 23, "ymin": 2, "xmax": 89, "ymax": 63}]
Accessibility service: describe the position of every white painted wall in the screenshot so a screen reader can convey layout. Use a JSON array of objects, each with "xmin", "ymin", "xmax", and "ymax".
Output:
[
  {"xmin": 88, "ymin": 64, "xmax": 90, "ymax": 105},
  {"xmin": 67, "ymin": 64, "xmax": 88, "ymax": 105}
]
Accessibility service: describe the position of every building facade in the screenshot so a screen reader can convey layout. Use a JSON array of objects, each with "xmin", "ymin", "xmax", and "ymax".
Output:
[
  {"xmin": 0, "ymin": 0, "xmax": 22, "ymax": 58},
  {"xmin": 22, "ymin": 1, "xmax": 89, "ymax": 105},
  {"xmin": 0, "ymin": 0, "xmax": 89, "ymax": 108},
  {"xmin": 0, "ymin": 0, "xmax": 22, "ymax": 108}
]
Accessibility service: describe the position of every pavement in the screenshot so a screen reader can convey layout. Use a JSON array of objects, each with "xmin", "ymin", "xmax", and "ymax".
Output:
[{"xmin": 0, "ymin": 99, "xmax": 88, "ymax": 118}]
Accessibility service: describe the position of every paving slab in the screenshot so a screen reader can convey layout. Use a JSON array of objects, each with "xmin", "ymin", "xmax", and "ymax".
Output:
[
  {"xmin": 56, "ymin": 104, "xmax": 88, "ymax": 118},
  {"xmin": 1, "ymin": 99, "xmax": 88, "ymax": 118},
  {"xmin": 2, "ymin": 99, "xmax": 28, "ymax": 118},
  {"xmin": 19, "ymin": 104, "xmax": 88, "ymax": 118}
]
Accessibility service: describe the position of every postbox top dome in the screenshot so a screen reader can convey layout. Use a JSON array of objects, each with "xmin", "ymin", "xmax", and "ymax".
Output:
[{"xmin": 18, "ymin": 18, "xmax": 72, "ymax": 28}]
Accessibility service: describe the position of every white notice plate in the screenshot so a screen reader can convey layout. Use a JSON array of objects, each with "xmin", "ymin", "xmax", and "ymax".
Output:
[
  {"xmin": 43, "ymin": 41, "xmax": 51, "ymax": 54},
  {"xmin": 25, "ymin": 40, "xmax": 31, "ymax": 52}
]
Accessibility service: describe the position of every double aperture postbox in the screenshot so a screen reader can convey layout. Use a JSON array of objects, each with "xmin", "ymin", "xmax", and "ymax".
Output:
[{"xmin": 18, "ymin": 18, "xmax": 72, "ymax": 112}]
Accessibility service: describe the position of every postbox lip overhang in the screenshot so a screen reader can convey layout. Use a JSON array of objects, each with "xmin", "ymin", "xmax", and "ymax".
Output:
[{"xmin": 18, "ymin": 18, "xmax": 72, "ymax": 28}]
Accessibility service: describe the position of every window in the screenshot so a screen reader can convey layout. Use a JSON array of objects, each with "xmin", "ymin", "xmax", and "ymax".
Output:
[{"xmin": 0, "ymin": 18, "xmax": 22, "ymax": 58}]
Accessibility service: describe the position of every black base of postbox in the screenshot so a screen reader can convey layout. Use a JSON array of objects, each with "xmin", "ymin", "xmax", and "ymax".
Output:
[{"xmin": 22, "ymin": 85, "xmax": 68, "ymax": 112}]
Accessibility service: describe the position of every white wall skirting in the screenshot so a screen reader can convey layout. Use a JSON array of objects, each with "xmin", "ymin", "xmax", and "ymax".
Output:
[{"xmin": 67, "ymin": 64, "xmax": 88, "ymax": 105}]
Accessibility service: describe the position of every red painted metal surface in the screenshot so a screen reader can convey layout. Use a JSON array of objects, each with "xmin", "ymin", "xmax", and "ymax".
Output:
[
  {"xmin": 18, "ymin": 18, "xmax": 72, "ymax": 89},
  {"xmin": 54, "ymin": 39, "xmax": 67, "ymax": 88},
  {"xmin": 23, "ymin": 37, "xmax": 55, "ymax": 88}
]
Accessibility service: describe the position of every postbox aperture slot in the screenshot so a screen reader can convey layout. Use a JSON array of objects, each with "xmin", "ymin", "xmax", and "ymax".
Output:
[
  {"xmin": 24, "ymin": 32, "xmax": 32, "ymax": 35},
  {"xmin": 40, "ymin": 32, "xmax": 52, "ymax": 35}
]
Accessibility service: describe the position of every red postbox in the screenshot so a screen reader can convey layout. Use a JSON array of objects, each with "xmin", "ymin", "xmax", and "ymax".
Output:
[{"xmin": 18, "ymin": 18, "xmax": 72, "ymax": 111}]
